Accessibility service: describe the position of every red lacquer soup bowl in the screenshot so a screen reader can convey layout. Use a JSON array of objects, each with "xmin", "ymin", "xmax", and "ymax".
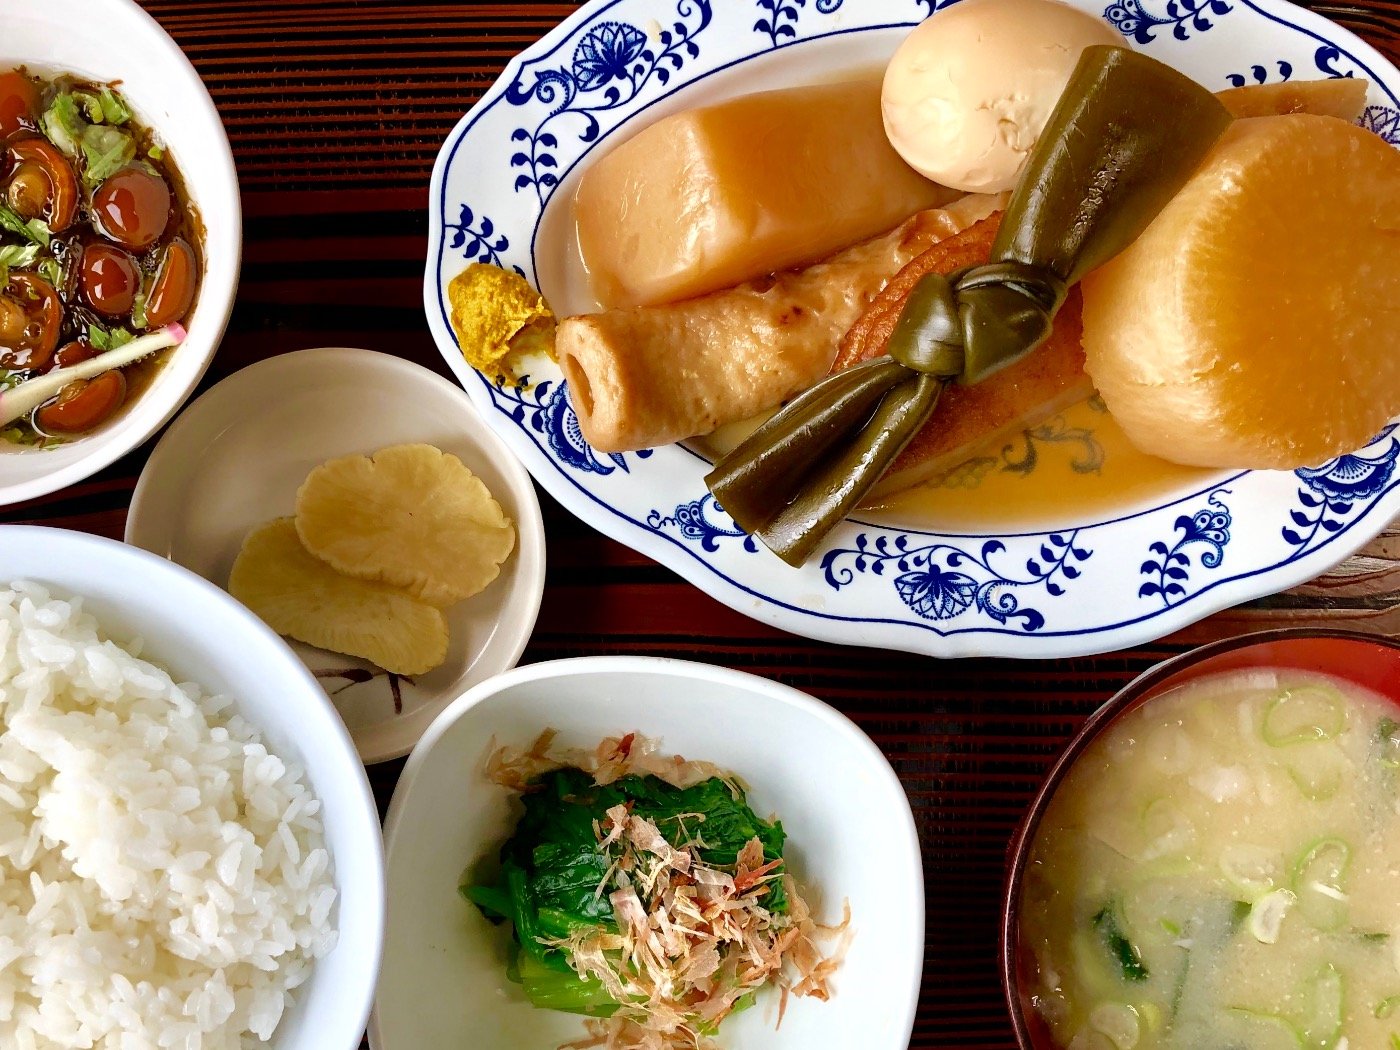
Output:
[{"xmin": 999, "ymin": 629, "xmax": 1400, "ymax": 1049}]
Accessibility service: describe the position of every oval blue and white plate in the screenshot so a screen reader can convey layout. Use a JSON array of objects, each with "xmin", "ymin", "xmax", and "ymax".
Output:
[{"xmin": 425, "ymin": 0, "xmax": 1400, "ymax": 659}]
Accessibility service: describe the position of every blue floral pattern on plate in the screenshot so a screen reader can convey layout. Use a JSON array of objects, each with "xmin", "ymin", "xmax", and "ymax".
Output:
[
  {"xmin": 426, "ymin": 0, "xmax": 1400, "ymax": 658},
  {"xmin": 505, "ymin": 2, "xmax": 713, "ymax": 205},
  {"xmin": 823, "ymin": 532, "xmax": 1092, "ymax": 631},
  {"xmin": 495, "ymin": 379, "xmax": 651, "ymax": 476},
  {"xmin": 753, "ymin": 0, "xmax": 844, "ymax": 49},
  {"xmin": 1139, "ymin": 490, "xmax": 1233, "ymax": 607},
  {"xmin": 1104, "ymin": 0, "xmax": 1232, "ymax": 43},
  {"xmin": 444, "ymin": 205, "xmax": 515, "ymax": 270},
  {"xmin": 648, "ymin": 494, "xmax": 760, "ymax": 553},
  {"xmin": 1285, "ymin": 428, "xmax": 1400, "ymax": 553}
]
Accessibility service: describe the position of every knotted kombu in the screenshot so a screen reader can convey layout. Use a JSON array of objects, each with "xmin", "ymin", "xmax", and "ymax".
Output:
[{"xmin": 705, "ymin": 45, "xmax": 1233, "ymax": 566}]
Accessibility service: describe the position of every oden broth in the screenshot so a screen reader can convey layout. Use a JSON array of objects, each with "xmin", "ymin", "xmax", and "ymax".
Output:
[
  {"xmin": 869, "ymin": 397, "xmax": 1220, "ymax": 530},
  {"xmin": 1021, "ymin": 669, "xmax": 1400, "ymax": 1050}
]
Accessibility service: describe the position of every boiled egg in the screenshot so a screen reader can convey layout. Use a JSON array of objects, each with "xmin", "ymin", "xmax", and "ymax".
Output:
[{"xmin": 882, "ymin": 0, "xmax": 1123, "ymax": 193}]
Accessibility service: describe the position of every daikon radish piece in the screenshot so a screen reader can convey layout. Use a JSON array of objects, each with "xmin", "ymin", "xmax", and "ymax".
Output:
[
  {"xmin": 1083, "ymin": 114, "xmax": 1400, "ymax": 470},
  {"xmin": 1216, "ymin": 77, "xmax": 1369, "ymax": 120},
  {"xmin": 573, "ymin": 78, "xmax": 958, "ymax": 309},
  {"xmin": 558, "ymin": 196, "xmax": 1003, "ymax": 453}
]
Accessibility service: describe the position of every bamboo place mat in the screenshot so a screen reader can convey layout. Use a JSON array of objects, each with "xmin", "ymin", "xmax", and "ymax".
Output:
[{"xmin": 6, "ymin": 1, "xmax": 1399, "ymax": 1046}]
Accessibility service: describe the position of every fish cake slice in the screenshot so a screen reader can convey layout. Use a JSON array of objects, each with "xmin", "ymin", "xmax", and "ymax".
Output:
[
  {"xmin": 834, "ymin": 214, "xmax": 1094, "ymax": 498},
  {"xmin": 556, "ymin": 196, "xmax": 1004, "ymax": 453}
]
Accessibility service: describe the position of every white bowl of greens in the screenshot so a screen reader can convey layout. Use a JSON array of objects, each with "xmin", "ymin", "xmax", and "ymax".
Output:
[
  {"xmin": 372, "ymin": 657, "xmax": 923, "ymax": 1050},
  {"xmin": 0, "ymin": 0, "xmax": 238, "ymax": 505}
]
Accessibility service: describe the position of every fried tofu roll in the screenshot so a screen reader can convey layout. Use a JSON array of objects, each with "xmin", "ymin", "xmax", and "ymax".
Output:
[{"xmin": 556, "ymin": 196, "xmax": 1002, "ymax": 453}]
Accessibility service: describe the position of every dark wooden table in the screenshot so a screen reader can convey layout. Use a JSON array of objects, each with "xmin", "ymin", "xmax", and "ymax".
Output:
[{"xmin": 8, "ymin": 1, "xmax": 1400, "ymax": 1046}]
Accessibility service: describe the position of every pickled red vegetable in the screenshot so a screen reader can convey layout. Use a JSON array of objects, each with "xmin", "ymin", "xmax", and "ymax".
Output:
[
  {"xmin": 0, "ymin": 273, "xmax": 62, "ymax": 371},
  {"xmin": 8, "ymin": 135, "xmax": 77, "ymax": 231},
  {"xmin": 36, "ymin": 370, "xmax": 126, "ymax": 434},
  {"xmin": 93, "ymin": 166, "xmax": 171, "ymax": 251},
  {"xmin": 144, "ymin": 238, "xmax": 198, "ymax": 328},
  {"xmin": 0, "ymin": 69, "xmax": 203, "ymax": 447},
  {"xmin": 0, "ymin": 71, "xmax": 37, "ymax": 137},
  {"xmin": 81, "ymin": 243, "xmax": 140, "ymax": 317}
]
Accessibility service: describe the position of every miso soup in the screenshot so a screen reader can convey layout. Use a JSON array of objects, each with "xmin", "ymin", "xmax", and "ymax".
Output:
[{"xmin": 1021, "ymin": 669, "xmax": 1400, "ymax": 1050}]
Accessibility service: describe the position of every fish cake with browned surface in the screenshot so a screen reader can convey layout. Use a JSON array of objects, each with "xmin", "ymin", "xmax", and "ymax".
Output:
[
  {"xmin": 557, "ymin": 198, "xmax": 1002, "ymax": 453},
  {"xmin": 834, "ymin": 215, "xmax": 1094, "ymax": 497}
]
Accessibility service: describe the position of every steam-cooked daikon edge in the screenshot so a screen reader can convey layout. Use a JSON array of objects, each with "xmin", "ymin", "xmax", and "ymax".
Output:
[
  {"xmin": 1020, "ymin": 669, "xmax": 1400, "ymax": 1050},
  {"xmin": 572, "ymin": 77, "xmax": 957, "ymax": 309}
]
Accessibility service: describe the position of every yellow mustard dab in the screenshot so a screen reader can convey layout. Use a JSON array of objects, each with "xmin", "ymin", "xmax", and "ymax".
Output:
[{"xmin": 447, "ymin": 262, "xmax": 556, "ymax": 383}]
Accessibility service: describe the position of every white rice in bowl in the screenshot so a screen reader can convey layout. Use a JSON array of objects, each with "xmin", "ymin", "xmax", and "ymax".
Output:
[{"xmin": 0, "ymin": 581, "xmax": 337, "ymax": 1048}]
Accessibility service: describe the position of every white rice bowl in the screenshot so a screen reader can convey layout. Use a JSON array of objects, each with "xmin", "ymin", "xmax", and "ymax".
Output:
[{"xmin": 0, "ymin": 581, "xmax": 337, "ymax": 1048}]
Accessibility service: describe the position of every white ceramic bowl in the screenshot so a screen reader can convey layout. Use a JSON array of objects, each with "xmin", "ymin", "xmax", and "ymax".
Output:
[
  {"xmin": 125, "ymin": 348, "xmax": 547, "ymax": 764},
  {"xmin": 0, "ymin": 0, "xmax": 239, "ymax": 506},
  {"xmin": 372, "ymin": 657, "xmax": 922, "ymax": 1050},
  {"xmin": 0, "ymin": 525, "xmax": 383, "ymax": 1050}
]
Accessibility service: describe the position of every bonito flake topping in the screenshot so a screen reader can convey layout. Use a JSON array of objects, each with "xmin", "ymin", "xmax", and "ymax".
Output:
[
  {"xmin": 485, "ymin": 730, "xmax": 739, "ymax": 794},
  {"xmin": 482, "ymin": 732, "xmax": 852, "ymax": 1050}
]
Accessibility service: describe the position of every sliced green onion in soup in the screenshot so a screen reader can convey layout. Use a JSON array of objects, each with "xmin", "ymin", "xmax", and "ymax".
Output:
[
  {"xmin": 1220, "ymin": 843, "xmax": 1284, "ymax": 901},
  {"xmin": 1285, "ymin": 745, "xmax": 1347, "ymax": 801},
  {"xmin": 1227, "ymin": 1009, "xmax": 1307, "ymax": 1049},
  {"xmin": 1247, "ymin": 889, "xmax": 1297, "ymax": 944},
  {"xmin": 1291, "ymin": 838, "xmax": 1352, "ymax": 932},
  {"xmin": 1087, "ymin": 1002, "xmax": 1142, "ymax": 1049},
  {"xmin": 1300, "ymin": 963, "xmax": 1345, "ymax": 1049},
  {"xmin": 1137, "ymin": 798, "xmax": 1196, "ymax": 861},
  {"xmin": 1122, "ymin": 880, "xmax": 1198, "ymax": 951},
  {"xmin": 1263, "ymin": 685, "xmax": 1348, "ymax": 747}
]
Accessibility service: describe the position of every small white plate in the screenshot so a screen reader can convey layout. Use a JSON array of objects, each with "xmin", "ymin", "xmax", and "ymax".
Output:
[{"xmin": 127, "ymin": 347, "xmax": 546, "ymax": 764}]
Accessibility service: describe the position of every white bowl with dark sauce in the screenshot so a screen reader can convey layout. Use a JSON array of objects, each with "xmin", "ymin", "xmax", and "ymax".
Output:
[{"xmin": 0, "ymin": 0, "xmax": 239, "ymax": 506}]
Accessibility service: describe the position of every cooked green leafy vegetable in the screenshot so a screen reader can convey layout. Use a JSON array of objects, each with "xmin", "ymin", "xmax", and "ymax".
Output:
[
  {"xmin": 97, "ymin": 86, "xmax": 132, "ymax": 126},
  {"xmin": 81, "ymin": 124, "xmax": 136, "ymax": 185},
  {"xmin": 39, "ymin": 88, "xmax": 138, "ymax": 190},
  {"xmin": 0, "ymin": 244, "xmax": 40, "ymax": 288},
  {"xmin": 0, "ymin": 244, "xmax": 40, "ymax": 270},
  {"xmin": 0, "ymin": 205, "xmax": 50, "ymax": 248},
  {"xmin": 86, "ymin": 322, "xmax": 135, "ymax": 352},
  {"xmin": 466, "ymin": 768, "xmax": 789, "ymax": 1003},
  {"xmin": 464, "ymin": 735, "xmax": 846, "ymax": 1049},
  {"xmin": 41, "ymin": 92, "xmax": 85, "ymax": 156}
]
